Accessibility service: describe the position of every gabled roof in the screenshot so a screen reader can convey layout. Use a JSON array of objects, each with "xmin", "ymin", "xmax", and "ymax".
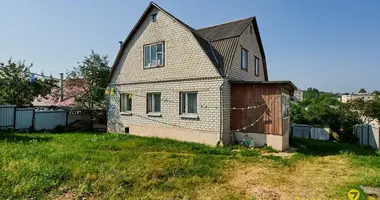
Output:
[
  {"xmin": 107, "ymin": 2, "xmax": 268, "ymax": 83},
  {"xmin": 107, "ymin": 2, "xmax": 221, "ymax": 84},
  {"xmin": 196, "ymin": 17, "xmax": 268, "ymax": 80}
]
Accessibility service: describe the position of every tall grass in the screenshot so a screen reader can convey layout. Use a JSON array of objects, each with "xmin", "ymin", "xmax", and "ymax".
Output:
[
  {"xmin": 0, "ymin": 133, "xmax": 259, "ymax": 199},
  {"xmin": 1, "ymin": 133, "xmax": 379, "ymax": 199}
]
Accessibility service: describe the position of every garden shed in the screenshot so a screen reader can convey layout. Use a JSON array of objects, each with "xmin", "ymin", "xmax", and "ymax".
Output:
[{"xmin": 230, "ymin": 81, "xmax": 297, "ymax": 151}]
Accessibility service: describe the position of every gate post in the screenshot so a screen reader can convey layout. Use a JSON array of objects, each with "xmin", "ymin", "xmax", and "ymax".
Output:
[
  {"xmin": 13, "ymin": 107, "xmax": 16, "ymax": 130},
  {"xmin": 368, "ymin": 125, "xmax": 370, "ymax": 146}
]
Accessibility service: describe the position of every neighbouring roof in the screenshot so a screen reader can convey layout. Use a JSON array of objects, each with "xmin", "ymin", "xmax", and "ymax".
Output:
[
  {"xmin": 32, "ymin": 79, "xmax": 87, "ymax": 108},
  {"xmin": 230, "ymin": 80, "xmax": 298, "ymax": 91},
  {"xmin": 107, "ymin": 2, "xmax": 268, "ymax": 83}
]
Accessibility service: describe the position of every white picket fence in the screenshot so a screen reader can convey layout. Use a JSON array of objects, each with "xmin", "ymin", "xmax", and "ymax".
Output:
[
  {"xmin": 0, "ymin": 105, "xmax": 67, "ymax": 131},
  {"xmin": 291, "ymin": 124, "xmax": 330, "ymax": 140},
  {"xmin": 355, "ymin": 124, "xmax": 379, "ymax": 150}
]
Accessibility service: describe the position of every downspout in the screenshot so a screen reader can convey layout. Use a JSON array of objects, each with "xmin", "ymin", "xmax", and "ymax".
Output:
[
  {"xmin": 209, "ymin": 41, "xmax": 224, "ymax": 146},
  {"xmin": 218, "ymin": 80, "xmax": 225, "ymax": 146}
]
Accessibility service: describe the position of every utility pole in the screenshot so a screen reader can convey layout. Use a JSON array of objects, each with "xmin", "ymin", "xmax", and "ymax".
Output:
[{"xmin": 59, "ymin": 73, "xmax": 64, "ymax": 102}]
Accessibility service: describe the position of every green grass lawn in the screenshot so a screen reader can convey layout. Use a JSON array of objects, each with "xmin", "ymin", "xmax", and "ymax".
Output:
[{"xmin": 0, "ymin": 133, "xmax": 379, "ymax": 199}]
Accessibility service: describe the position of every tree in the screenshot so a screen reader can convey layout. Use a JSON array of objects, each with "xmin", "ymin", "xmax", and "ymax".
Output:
[
  {"xmin": 0, "ymin": 67, "xmax": 6, "ymax": 104},
  {"xmin": 334, "ymin": 103, "xmax": 362, "ymax": 142},
  {"xmin": 372, "ymin": 90, "xmax": 380, "ymax": 95},
  {"xmin": 348, "ymin": 96, "xmax": 380, "ymax": 124},
  {"xmin": 290, "ymin": 102, "xmax": 307, "ymax": 124},
  {"xmin": 291, "ymin": 92, "xmax": 340, "ymax": 126},
  {"xmin": 358, "ymin": 88, "xmax": 367, "ymax": 93},
  {"xmin": 291, "ymin": 91, "xmax": 361, "ymax": 142},
  {"xmin": 66, "ymin": 50, "xmax": 110, "ymax": 127},
  {"xmin": 0, "ymin": 59, "xmax": 57, "ymax": 106},
  {"xmin": 303, "ymin": 87, "xmax": 321, "ymax": 100}
]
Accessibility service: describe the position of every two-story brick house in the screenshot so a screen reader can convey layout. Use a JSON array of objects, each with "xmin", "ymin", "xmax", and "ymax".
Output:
[{"xmin": 107, "ymin": 2, "xmax": 295, "ymax": 150}]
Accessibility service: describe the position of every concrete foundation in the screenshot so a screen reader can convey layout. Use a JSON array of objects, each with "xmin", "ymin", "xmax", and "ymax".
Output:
[
  {"xmin": 234, "ymin": 131, "xmax": 289, "ymax": 151},
  {"xmin": 123, "ymin": 124, "xmax": 288, "ymax": 151},
  {"xmin": 128, "ymin": 124, "xmax": 220, "ymax": 146}
]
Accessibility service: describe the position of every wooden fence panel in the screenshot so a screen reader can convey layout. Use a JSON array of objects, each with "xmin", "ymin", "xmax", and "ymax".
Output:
[{"xmin": 231, "ymin": 84, "xmax": 282, "ymax": 135}]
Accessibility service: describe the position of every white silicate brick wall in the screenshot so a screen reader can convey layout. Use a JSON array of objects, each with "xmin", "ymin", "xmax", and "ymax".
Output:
[{"xmin": 107, "ymin": 78, "xmax": 224, "ymax": 145}]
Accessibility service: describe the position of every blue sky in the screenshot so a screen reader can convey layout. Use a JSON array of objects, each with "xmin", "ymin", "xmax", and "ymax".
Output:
[{"xmin": 0, "ymin": 0, "xmax": 379, "ymax": 93}]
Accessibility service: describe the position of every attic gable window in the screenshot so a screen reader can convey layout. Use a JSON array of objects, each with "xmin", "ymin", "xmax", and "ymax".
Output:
[
  {"xmin": 255, "ymin": 56, "xmax": 260, "ymax": 76},
  {"xmin": 241, "ymin": 48, "xmax": 248, "ymax": 71},
  {"xmin": 151, "ymin": 14, "xmax": 157, "ymax": 22},
  {"xmin": 144, "ymin": 42, "xmax": 165, "ymax": 68}
]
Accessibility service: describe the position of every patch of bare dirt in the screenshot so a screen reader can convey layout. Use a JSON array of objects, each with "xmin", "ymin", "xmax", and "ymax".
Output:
[
  {"xmin": 250, "ymin": 187, "xmax": 281, "ymax": 200},
  {"xmin": 262, "ymin": 152, "xmax": 294, "ymax": 157},
  {"xmin": 229, "ymin": 156, "xmax": 354, "ymax": 199},
  {"xmin": 52, "ymin": 189, "xmax": 98, "ymax": 200},
  {"xmin": 197, "ymin": 156, "xmax": 356, "ymax": 200},
  {"xmin": 53, "ymin": 191, "xmax": 76, "ymax": 200}
]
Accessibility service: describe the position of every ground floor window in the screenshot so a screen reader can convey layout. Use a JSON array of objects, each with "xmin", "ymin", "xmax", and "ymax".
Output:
[
  {"xmin": 147, "ymin": 93, "xmax": 161, "ymax": 113},
  {"xmin": 120, "ymin": 93, "xmax": 132, "ymax": 112},
  {"xmin": 180, "ymin": 92, "xmax": 197, "ymax": 114}
]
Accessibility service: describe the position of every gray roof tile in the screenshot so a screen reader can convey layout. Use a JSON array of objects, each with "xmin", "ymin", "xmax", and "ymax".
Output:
[{"xmin": 196, "ymin": 17, "xmax": 254, "ymax": 41}]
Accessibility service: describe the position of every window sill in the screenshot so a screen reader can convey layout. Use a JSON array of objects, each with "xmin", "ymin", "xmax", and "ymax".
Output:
[
  {"xmin": 143, "ymin": 65, "xmax": 165, "ymax": 69},
  {"xmin": 147, "ymin": 112, "xmax": 162, "ymax": 117},
  {"xmin": 120, "ymin": 112, "xmax": 132, "ymax": 116},
  {"xmin": 180, "ymin": 114, "xmax": 199, "ymax": 119}
]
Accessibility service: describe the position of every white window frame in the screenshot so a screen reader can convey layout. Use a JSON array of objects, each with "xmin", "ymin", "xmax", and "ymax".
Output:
[
  {"xmin": 143, "ymin": 42, "xmax": 164, "ymax": 68},
  {"xmin": 120, "ymin": 93, "xmax": 132, "ymax": 114},
  {"xmin": 180, "ymin": 92, "xmax": 198, "ymax": 119},
  {"xmin": 147, "ymin": 93, "xmax": 161, "ymax": 116}
]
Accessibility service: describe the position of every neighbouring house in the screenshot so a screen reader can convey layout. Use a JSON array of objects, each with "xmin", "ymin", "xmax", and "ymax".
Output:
[
  {"xmin": 341, "ymin": 93, "xmax": 375, "ymax": 103},
  {"xmin": 32, "ymin": 78, "xmax": 86, "ymax": 109},
  {"xmin": 32, "ymin": 78, "xmax": 93, "ymax": 124},
  {"xmin": 107, "ymin": 2, "xmax": 296, "ymax": 151},
  {"xmin": 294, "ymin": 89, "xmax": 303, "ymax": 102}
]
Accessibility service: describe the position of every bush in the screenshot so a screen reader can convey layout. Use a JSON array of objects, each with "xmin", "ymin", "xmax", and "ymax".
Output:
[
  {"xmin": 53, "ymin": 125, "xmax": 65, "ymax": 133},
  {"xmin": 291, "ymin": 90, "xmax": 362, "ymax": 143}
]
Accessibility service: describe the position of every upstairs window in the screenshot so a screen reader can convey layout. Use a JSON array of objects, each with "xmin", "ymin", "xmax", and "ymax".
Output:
[
  {"xmin": 120, "ymin": 93, "xmax": 132, "ymax": 113},
  {"xmin": 144, "ymin": 42, "xmax": 164, "ymax": 68},
  {"xmin": 147, "ymin": 93, "xmax": 161, "ymax": 113},
  {"xmin": 151, "ymin": 14, "xmax": 157, "ymax": 22},
  {"xmin": 250, "ymin": 25, "xmax": 253, "ymax": 34},
  {"xmin": 255, "ymin": 56, "xmax": 260, "ymax": 76},
  {"xmin": 180, "ymin": 92, "xmax": 198, "ymax": 115},
  {"xmin": 241, "ymin": 48, "xmax": 248, "ymax": 71}
]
